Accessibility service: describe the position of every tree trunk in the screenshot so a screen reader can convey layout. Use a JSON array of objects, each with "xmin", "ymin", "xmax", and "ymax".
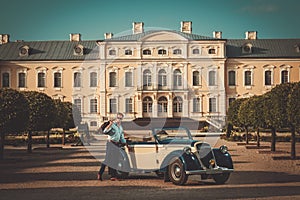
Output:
[
  {"xmin": 27, "ymin": 131, "xmax": 32, "ymax": 153},
  {"xmin": 291, "ymin": 126, "xmax": 296, "ymax": 160},
  {"xmin": 46, "ymin": 130, "xmax": 50, "ymax": 148},
  {"xmin": 271, "ymin": 127, "xmax": 276, "ymax": 152},
  {"xmin": 256, "ymin": 128, "xmax": 260, "ymax": 147},
  {"xmin": 245, "ymin": 126, "xmax": 249, "ymax": 144},
  {"xmin": 62, "ymin": 129, "xmax": 65, "ymax": 145},
  {"xmin": 0, "ymin": 132, "xmax": 5, "ymax": 160}
]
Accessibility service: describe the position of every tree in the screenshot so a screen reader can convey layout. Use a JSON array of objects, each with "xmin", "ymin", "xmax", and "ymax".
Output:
[
  {"xmin": 238, "ymin": 98, "xmax": 251, "ymax": 144},
  {"xmin": 22, "ymin": 91, "xmax": 56, "ymax": 152},
  {"xmin": 287, "ymin": 82, "xmax": 300, "ymax": 159},
  {"xmin": 227, "ymin": 98, "xmax": 246, "ymax": 129},
  {"xmin": 0, "ymin": 89, "xmax": 29, "ymax": 159}
]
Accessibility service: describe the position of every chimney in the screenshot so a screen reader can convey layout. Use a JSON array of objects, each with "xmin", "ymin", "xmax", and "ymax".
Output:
[
  {"xmin": 245, "ymin": 31, "xmax": 257, "ymax": 40},
  {"xmin": 70, "ymin": 33, "xmax": 81, "ymax": 41},
  {"xmin": 104, "ymin": 33, "xmax": 113, "ymax": 39},
  {"xmin": 0, "ymin": 34, "xmax": 10, "ymax": 44},
  {"xmin": 132, "ymin": 22, "xmax": 144, "ymax": 34},
  {"xmin": 180, "ymin": 21, "xmax": 192, "ymax": 34},
  {"xmin": 213, "ymin": 31, "xmax": 222, "ymax": 39}
]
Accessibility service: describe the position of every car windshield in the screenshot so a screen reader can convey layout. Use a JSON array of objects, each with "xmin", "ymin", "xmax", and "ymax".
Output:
[{"xmin": 153, "ymin": 127, "xmax": 191, "ymax": 142}]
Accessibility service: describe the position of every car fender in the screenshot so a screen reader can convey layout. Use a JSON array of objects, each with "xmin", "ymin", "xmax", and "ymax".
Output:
[
  {"xmin": 213, "ymin": 148, "xmax": 234, "ymax": 169},
  {"xmin": 159, "ymin": 150, "xmax": 184, "ymax": 172}
]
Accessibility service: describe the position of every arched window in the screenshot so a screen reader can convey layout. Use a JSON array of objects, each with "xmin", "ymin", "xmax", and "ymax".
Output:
[
  {"xmin": 158, "ymin": 96, "xmax": 168, "ymax": 113},
  {"xmin": 143, "ymin": 49, "xmax": 151, "ymax": 55},
  {"xmin": 109, "ymin": 72, "xmax": 117, "ymax": 87},
  {"xmin": 158, "ymin": 69, "xmax": 167, "ymax": 87},
  {"xmin": 74, "ymin": 72, "xmax": 81, "ymax": 87},
  {"xmin": 228, "ymin": 71, "xmax": 236, "ymax": 86},
  {"xmin": 208, "ymin": 71, "xmax": 216, "ymax": 86},
  {"xmin": 125, "ymin": 49, "xmax": 132, "ymax": 55},
  {"xmin": 173, "ymin": 49, "xmax": 182, "ymax": 55},
  {"xmin": 208, "ymin": 48, "xmax": 216, "ymax": 54},
  {"xmin": 265, "ymin": 70, "xmax": 272, "ymax": 86},
  {"xmin": 54, "ymin": 72, "xmax": 62, "ymax": 88},
  {"xmin": 173, "ymin": 96, "xmax": 183, "ymax": 113},
  {"xmin": 90, "ymin": 72, "xmax": 97, "ymax": 87},
  {"xmin": 173, "ymin": 69, "xmax": 182, "ymax": 87},
  {"xmin": 193, "ymin": 71, "xmax": 200, "ymax": 86},
  {"xmin": 143, "ymin": 69, "xmax": 152, "ymax": 87},
  {"xmin": 192, "ymin": 48, "xmax": 200, "ymax": 54},
  {"xmin": 143, "ymin": 96, "xmax": 153, "ymax": 113},
  {"xmin": 158, "ymin": 49, "xmax": 167, "ymax": 55},
  {"xmin": 38, "ymin": 72, "xmax": 46, "ymax": 88},
  {"xmin": 109, "ymin": 49, "xmax": 116, "ymax": 56},
  {"xmin": 281, "ymin": 70, "xmax": 289, "ymax": 84}
]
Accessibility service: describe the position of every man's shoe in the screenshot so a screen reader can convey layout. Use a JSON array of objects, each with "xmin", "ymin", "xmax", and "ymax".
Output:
[{"xmin": 97, "ymin": 174, "xmax": 103, "ymax": 181}]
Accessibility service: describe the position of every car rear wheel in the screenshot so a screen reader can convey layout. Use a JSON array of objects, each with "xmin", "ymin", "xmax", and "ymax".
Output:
[
  {"xmin": 168, "ymin": 158, "xmax": 188, "ymax": 185},
  {"xmin": 212, "ymin": 173, "xmax": 230, "ymax": 184}
]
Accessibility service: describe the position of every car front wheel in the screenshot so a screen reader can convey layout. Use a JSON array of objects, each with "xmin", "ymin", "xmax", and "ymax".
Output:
[
  {"xmin": 212, "ymin": 173, "xmax": 230, "ymax": 184},
  {"xmin": 168, "ymin": 158, "xmax": 188, "ymax": 185}
]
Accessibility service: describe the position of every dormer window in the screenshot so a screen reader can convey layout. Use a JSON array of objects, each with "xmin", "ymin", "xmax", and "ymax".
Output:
[
  {"xmin": 74, "ymin": 44, "xmax": 84, "ymax": 56},
  {"xmin": 208, "ymin": 48, "xmax": 216, "ymax": 54},
  {"xmin": 19, "ymin": 45, "xmax": 29, "ymax": 56},
  {"xmin": 242, "ymin": 43, "xmax": 252, "ymax": 54},
  {"xmin": 158, "ymin": 49, "xmax": 167, "ymax": 55},
  {"xmin": 125, "ymin": 49, "xmax": 132, "ymax": 55},
  {"xmin": 143, "ymin": 49, "xmax": 151, "ymax": 55},
  {"xmin": 173, "ymin": 49, "xmax": 182, "ymax": 55},
  {"xmin": 295, "ymin": 45, "xmax": 300, "ymax": 53}
]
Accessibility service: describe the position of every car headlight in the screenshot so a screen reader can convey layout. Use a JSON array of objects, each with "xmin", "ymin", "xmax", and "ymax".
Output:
[
  {"xmin": 219, "ymin": 145, "xmax": 228, "ymax": 154},
  {"xmin": 183, "ymin": 146, "xmax": 192, "ymax": 155}
]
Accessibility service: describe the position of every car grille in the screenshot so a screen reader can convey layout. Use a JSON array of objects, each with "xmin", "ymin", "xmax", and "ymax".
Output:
[{"xmin": 196, "ymin": 143, "xmax": 214, "ymax": 168}]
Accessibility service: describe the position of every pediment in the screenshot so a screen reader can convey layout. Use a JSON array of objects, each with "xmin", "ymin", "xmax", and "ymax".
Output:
[{"xmin": 140, "ymin": 31, "xmax": 188, "ymax": 42}]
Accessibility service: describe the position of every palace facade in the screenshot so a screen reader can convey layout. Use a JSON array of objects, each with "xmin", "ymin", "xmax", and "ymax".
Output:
[{"xmin": 1, "ymin": 22, "xmax": 300, "ymax": 131}]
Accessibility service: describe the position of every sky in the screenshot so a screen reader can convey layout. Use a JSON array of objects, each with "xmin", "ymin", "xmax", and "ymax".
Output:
[{"xmin": 1, "ymin": 0, "xmax": 299, "ymax": 41}]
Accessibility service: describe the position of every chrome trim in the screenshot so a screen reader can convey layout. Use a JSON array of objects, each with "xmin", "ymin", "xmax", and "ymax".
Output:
[{"xmin": 185, "ymin": 167, "xmax": 234, "ymax": 175}]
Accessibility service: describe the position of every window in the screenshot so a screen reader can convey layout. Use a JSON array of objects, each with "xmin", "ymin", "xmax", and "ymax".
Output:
[
  {"xmin": 173, "ymin": 96, "xmax": 183, "ymax": 113},
  {"xmin": 281, "ymin": 70, "xmax": 289, "ymax": 84},
  {"xmin": 125, "ymin": 98, "xmax": 133, "ymax": 113},
  {"xmin": 209, "ymin": 71, "xmax": 216, "ymax": 86},
  {"xmin": 90, "ymin": 72, "xmax": 97, "ymax": 87},
  {"xmin": 74, "ymin": 99, "xmax": 82, "ymax": 114},
  {"xmin": 192, "ymin": 48, "xmax": 200, "ymax": 54},
  {"xmin": 54, "ymin": 72, "xmax": 62, "ymax": 88},
  {"xmin": 90, "ymin": 99, "xmax": 97, "ymax": 114},
  {"xmin": 173, "ymin": 69, "xmax": 182, "ymax": 87},
  {"xmin": 229, "ymin": 98, "xmax": 236, "ymax": 107},
  {"xmin": 244, "ymin": 71, "xmax": 252, "ymax": 86},
  {"xmin": 109, "ymin": 98, "xmax": 117, "ymax": 113},
  {"xmin": 38, "ymin": 72, "xmax": 46, "ymax": 87},
  {"xmin": 158, "ymin": 69, "xmax": 167, "ymax": 87},
  {"xmin": 74, "ymin": 72, "xmax": 81, "ymax": 87},
  {"xmin": 90, "ymin": 121, "xmax": 97, "ymax": 127},
  {"xmin": 143, "ymin": 96, "xmax": 153, "ymax": 113},
  {"xmin": 208, "ymin": 48, "xmax": 216, "ymax": 54},
  {"xmin": 2, "ymin": 72, "xmax": 9, "ymax": 87},
  {"xmin": 209, "ymin": 98, "xmax": 217, "ymax": 113},
  {"xmin": 193, "ymin": 71, "xmax": 200, "ymax": 86},
  {"xmin": 193, "ymin": 98, "xmax": 201, "ymax": 112},
  {"xmin": 125, "ymin": 71, "xmax": 133, "ymax": 87},
  {"xmin": 18, "ymin": 72, "xmax": 26, "ymax": 88},
  {"xmin": 228, "ymin": 71, "xmax": 236, "ymax": 86},
  {"xmin": 143, "ymin": 69, "xmax": 152, "ymax": 87},
  {"xmin": 265, "ymin": 70, "xmax": 272, "ymax": 86},
  {"xmin": 143, "ymin": 49, "xmax": 151, "ymax": 55},
  {"xmin": 158, "ymin": 96, "xmax": 168, "ymax": 113},
  {"xmin": 173, "ymin": 49, "xmax": 182, "ymax": 55},
  {"xmin": 125, "ymin": 49, "xmax": 132, "ymax": 55},
  {"xmin": 109, "ymin": 49, "xmax": 116, "ymax": 56},
  {"xmin": 109, "ymin": 72, "xmax": 117, "ymax": 87},
  {"xmin": 158, "ymin": 49, "xmax": 167, "ymax": 55}
]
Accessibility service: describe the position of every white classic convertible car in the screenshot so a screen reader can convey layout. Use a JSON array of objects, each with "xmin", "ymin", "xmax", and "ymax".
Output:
[{"xmin": 106, "ymin": 126, "xmax": 234, "ymax": 185}]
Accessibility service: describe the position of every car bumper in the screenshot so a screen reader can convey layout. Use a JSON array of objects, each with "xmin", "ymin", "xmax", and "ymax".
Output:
[{"xmin": 185, "ymin": 167, "xmax": 234, "ymax": 175}]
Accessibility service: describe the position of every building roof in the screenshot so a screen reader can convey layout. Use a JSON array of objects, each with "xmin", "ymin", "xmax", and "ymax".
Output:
[
  {"xmin": 106, "ymin": 30, "xmax": 217, "ymax": 41},
  {"xmin": 0, "ymin": 40, "xmax": 99, "ymax": 61},
  {"xmin": 226, "ymin": 39, "xmax": 300, "ymax": 58}
]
